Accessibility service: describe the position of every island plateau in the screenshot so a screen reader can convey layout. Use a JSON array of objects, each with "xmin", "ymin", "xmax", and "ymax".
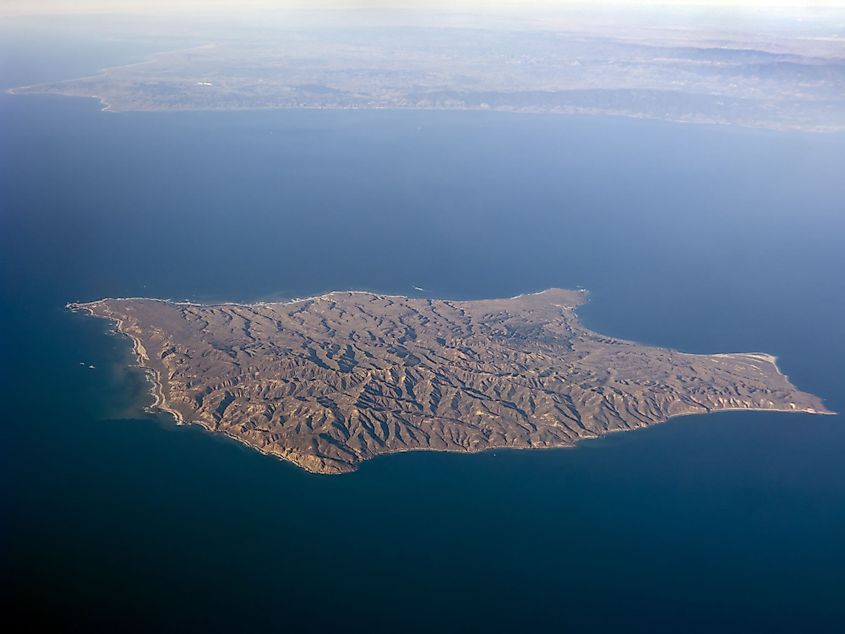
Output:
[{"xmin": 70, "ymin": 289, "xmax": 831, "ymax": 474}]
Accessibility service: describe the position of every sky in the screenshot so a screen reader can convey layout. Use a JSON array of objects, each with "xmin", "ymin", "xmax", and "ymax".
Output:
[
  {"xmin": 2, "ymin": 0, "xmax": 844, "ymax": 15},
  {"xmin": 2, "ymin": 0, "xmax": 842, "ymax": 38}
]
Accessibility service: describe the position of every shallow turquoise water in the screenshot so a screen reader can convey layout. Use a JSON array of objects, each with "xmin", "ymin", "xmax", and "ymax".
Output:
[{"xmin": 2, "ymin": 37, "xmax": 845, "ymax": 632}]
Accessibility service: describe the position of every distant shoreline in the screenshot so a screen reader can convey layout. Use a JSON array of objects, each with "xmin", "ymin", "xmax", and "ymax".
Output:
[{"xmin": 11, "ymin": 86, "xmax": 841, "ymax": 134}]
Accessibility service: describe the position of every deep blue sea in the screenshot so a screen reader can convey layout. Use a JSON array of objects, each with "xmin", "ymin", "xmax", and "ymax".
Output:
[{"xmin": 2, "ymin": 31, "xmax": 845, "ymax": 633}]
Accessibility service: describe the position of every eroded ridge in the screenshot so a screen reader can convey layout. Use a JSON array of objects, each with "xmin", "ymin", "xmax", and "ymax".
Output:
[{"xmin": 70, "ymin": 289, "xmax": 831, "ymax": 473}]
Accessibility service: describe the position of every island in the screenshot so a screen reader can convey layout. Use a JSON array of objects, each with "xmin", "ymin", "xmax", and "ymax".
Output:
[{"xmin": 70, "ymin": 289, "xmax": 832, "ymax": 474}]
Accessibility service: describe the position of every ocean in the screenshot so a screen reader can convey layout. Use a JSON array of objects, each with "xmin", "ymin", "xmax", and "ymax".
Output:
[{"xmin": 2, "ymin": 35, "xmax": 845, "ymax": 632}]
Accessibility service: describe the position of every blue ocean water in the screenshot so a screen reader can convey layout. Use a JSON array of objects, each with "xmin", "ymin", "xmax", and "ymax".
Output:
[{"xmin": 2, "ymin": 35, "xmax": 845, "ymax": 633}]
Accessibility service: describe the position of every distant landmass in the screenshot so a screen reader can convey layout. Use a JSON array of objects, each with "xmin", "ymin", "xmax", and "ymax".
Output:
[
  {"xmin": 70, "ymin": 289, "xmax": 831, "ymax": 474},
  {"xmin": 10, "ymin": 24, "xmax": 845, "ymax": 132}
]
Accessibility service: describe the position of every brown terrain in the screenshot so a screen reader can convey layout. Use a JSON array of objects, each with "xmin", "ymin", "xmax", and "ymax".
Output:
[{"xmin": 70, "ymin": 289, "xmax": 831, "ymax": 474}]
